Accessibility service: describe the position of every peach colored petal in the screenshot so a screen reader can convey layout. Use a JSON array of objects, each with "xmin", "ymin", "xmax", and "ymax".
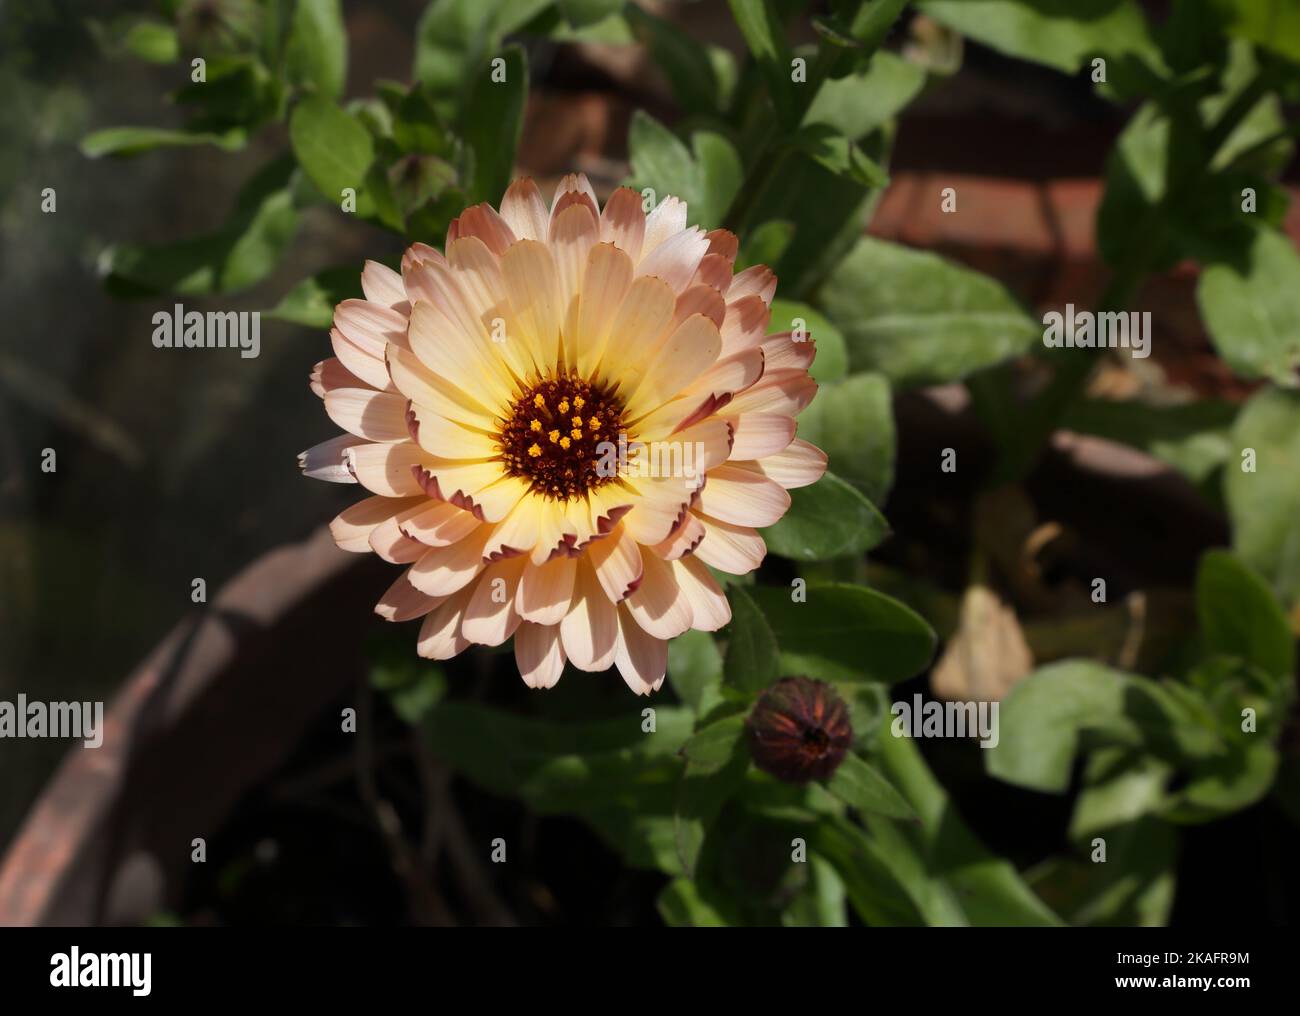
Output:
[
  {"xmin": 399, "ymin": 499, "xmax": 482, "ymax": 547},
  {"xmin": 740, "ymin": 438, "xmax": 828, "ymax": 489},
  {"xmin": 725, "ymin": 368, "xmax": 817, "ymax": 417},
  {"xmin": 386, "ymin": 344, "xmax": 497, "ymax": 431},
  {"xmin": 311, "ymin": 357, "xmax": 368, "ymax": 399},
  {"xmin": 760, "ymin": 331, "xmax": 816, "ymax": 372},
  {"xmin": 499, "ymin": 178, "xmax": 550, "ymax": 241},
  {"xmin": 417, "ymin": 584, "xmax": 475, "ymax": 659},
  {"xmin": 695, "ymin": 463, "xmax": 791, "ymax": 527},
  {"xmin": 462, "ymin": 556, "xmax": 527, "ymax": 646},
  {"xmin": 331, "ymin": 327, "xmax": 394, "ymax": 392},
  {"xmin": 728, "ymin": 264, "xmax": 777, "ymax": 305},
  {"xmin": 369, "ymin": 516, "xmax": 428, "ymax": 563},
  {"xmin": 650, "ymin": 512, "xmax": 705, "ymax": 561},
  {"xmin": 614, "ymin": 603, "xmax": 667, "ymax": 694},
  {"xmin": 587, "ymin": 522, "xmax": 643, "ymax": 602},
  {"xmin": 325, "ymin": 388, "xmax": 410, "ymax": 443},
  {"xmin": 637, "ymin": 226, "xmax": 710, "ymax": 292},
  {"xmin": 407, "ymin": 403, "xmax": 499, "ymax": 460},
  {"xmin": 622, "ymin": 314, "xmax": 722, "ymax": 419},
  {"xmin": 330, "ymin": 494, "xmax": 425, "ymax": 552},
  {"xmin": 672, "ymin": 554, "xmax": 731, "ymax": 631},
  {"xmin": 573, "ymin": 242, "xmax": 634, "ymax": 378},
  {"xmin": 599, "ymin": 186, "xmax": 646, "ymax": 260},
  {"xmin": 672, "ymin": 283, "xmax": 727, "ymax": 329},
  {"xmin": 594, "ymin": 274, "xmax": 675, "ymax": 384},
  {"xmin": 300, "ymin": 434, "xmax": 364, "ymax": 484},
  {"xmin": 560, "ymin": 559, "xmax": 618, "ymax": 671},
  {"xmin": 452, "ymin": 202, "xmax": 517, "ymax": 255},
  {"xmin": 692, "ymin": 252, "xmax": 733, "ymax": 293},
  {"xmin": 375, "ymin": 571, "xmax": 443, "ymax": 622},
  {"xmin": 501, "ymin": 238, "xmax": 563, "ymax": 372},
  {"xmin": 692, "ymin": 512, "xmax": 767, "ymax": 574},
  {"xmin": 517, "ymin": 555, "xmax": 577, "ymax": 626},
  {"xmin": 406, "ymin": 525, "xmax": 493, "ymax": 597},
  {"xmin": 705, "ymin": 228, "xmax": 739, "ymax": 261},
  {"xmin": 642, "ymin": 196, "xmax": 687, "ymax": 259},
  {"xmin": 345, "ymin": 442, "xmax": 430, "ymax": 496},
  {"xmin": 515, "ymin": 621, "xmax": 566, "ymax": 689},
  {"xmin": 625, "ymin": 547, "xmax": 693, "ymax": 640},
  {"xmin": 719, "ymin": 294, "xmax": 772, "ymax": 356},
  {"xmin": 361, "ymin": 260, "xmax": 410, "ymax": 312},
  {"xmin": 725, "ymin": 412, "xmax": 796, "ymax": 460}
]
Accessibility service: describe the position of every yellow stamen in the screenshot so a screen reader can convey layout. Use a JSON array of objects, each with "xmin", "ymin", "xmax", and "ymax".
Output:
[
  {"xmin": 558, "ymin": 398, "xmax": 570, "ymax": 414},
  {"xmin": 559, "ymin": 437, "xmax": 571, "ymax": 449},
  {"xmin": 527, "ymin": 443, "xmax": 542, "ymax": 457},
  {"xmin": 571, "ymin": 428, "xmax": 583, "ymax": 440},
  {"xmin": 533, "ymin": 394, "xmax": 546, "ymax": 410},
  {"xmin": 548, "ymin": 429, "xmax": 560, "ymax": 443},
  {"xmin": 530, "ymin": 419, "xmax": 542, "ymax": 432},
  {"xmin": 573, "ymin": 396, "xmax": 585, "ymax": 409}
]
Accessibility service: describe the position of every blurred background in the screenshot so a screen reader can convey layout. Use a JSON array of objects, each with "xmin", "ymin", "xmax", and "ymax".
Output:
[{"xmin": 1, "ymin": 0, "xmax": 1297, "ymax": 926}]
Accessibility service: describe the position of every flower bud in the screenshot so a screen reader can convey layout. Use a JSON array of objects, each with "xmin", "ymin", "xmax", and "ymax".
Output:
[{"xmin": 745, "ymin": 677, "xmax": 852, "ymax": 783}]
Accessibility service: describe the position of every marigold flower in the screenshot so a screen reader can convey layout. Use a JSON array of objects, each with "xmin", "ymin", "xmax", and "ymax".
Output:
[
  {"xmin": 300, "ymin": 174, "xmax": 827, "ymax": 693},
  {"xmin": 746, "ymin": 677, "xmax": 852, "ymax": 782}
]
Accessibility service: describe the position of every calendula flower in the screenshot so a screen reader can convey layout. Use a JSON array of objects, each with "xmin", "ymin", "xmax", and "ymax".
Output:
[
  {"xmin": 746, "ymin": 677, "xmax": 853, "ymax": 782},
  {"xmin": 300, "ymin": 174, "xmax": 826, "ymax": 693}
]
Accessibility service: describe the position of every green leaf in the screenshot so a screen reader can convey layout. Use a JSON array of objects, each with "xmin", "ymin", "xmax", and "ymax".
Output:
[
  {"xmin": 625, "ymin": 4, "xmax": 729, "ymax": 115},
  {"xmin": 918, "ymin": 0, "xmax": 1163, "ymax": 88},
  {"xmin": 1160, "ymin": 739, "xmax": 1279, "ymax": 823},
  {"xmin": 876, "ymin": 730, "xmax": 1064, "ymax": 925},
  {"xmin": 819, "ymin": 237, "xmax": 1040, "ymax": 387},
  {"xmin": 825, "ymin": 752, "xmax": 914, "ymax": 819},
  {"xmin": 1198, "ymin": 227, "xmax": 1300, "ymax": 386},
  {"xmin": 766, "ymin": 299, "xmax": 847, "ymax": 382},
  {"xmin": 286, "ymin": 0, "xmax": 348, "ymax": 99},
  {"xmin": 657, "ymin": 878, "xmax": 729, "ymax": 926},
  {"xmin": 789, "ymin": 371, "xmax": 894, "ymax": 502},
  {"xmin": 723, "ymin": 587, "xmax": 780, "ymax": 693},
  {"xmin": 986, "ymin": 661, "xmax": 1220, "ymax": 793},
  {"xmin": 1224, "ymin": 386, "xmax": 1300, "ymax": 607},
  {"xmin": 733, "ymin": 144, "xmax": 879, "ymax": 299},
  {"xmin": 1028, "ymin": 816, "xmax": 1175, "ymax": 926},
  {"xmin": 425, "ymin": 701, "xmax": 698, "ymax": 874},
  {"xmin": 266, "ymin": 266, "xmax": 365, "ymax": 328},
  {"xmin": 289, "ymin": 96, "xmax": 375, "ymax": 204},
  {"xmin": 666, "ymin": 628, "xmax": 725, "ymax": 717},
  {"xmin": 100, "ymin": 162, "xmax": 300, "ymax": 296},
  {"xmin": 680, "ymin": 715, "xmax": 747, "ymax": 775},
  {"xmin": 1196, "ymin": 549, "xmax": 1296, "ymax": 679},
  {"xmin": 81, "ymin": 126, "xmax": 247, "ymax": 158},
  {"xmin": 1210, "ymin": 0, "xmax": 1300, "ymax": 64},
  {"xmin": 123, "ymin": 19, "xmax": 179, "ymax": 64},
  {"xmin": 626, "ymin": 112, "xmax": 743, "ymax": 230},
  {"xmin": 457, "ymin": 45, "xmax": 528, "ymax": 204},
  {"xmin": 803, "ymin": 50, "xmax": 927, "ymax": 140},
  {"xmin": 751, "ymin": 582, "xmax": 936, "ymax": 684},
  {"xmin": 763, "ymin": 471, "xmax": 889, "ymax": 562},
  {"xmin": 413, "ymin": 0, "xmax": 550, "ymax": 109},
  {"xmin": 558, "ymin": 0, "xmax": 622, "ymax": 27},
  {"xmin": 727, "ymin": 0, "xmax": 797, "ymax": 125},
  {"xmin": 1061, "ymin": 397, "xmax": 1238, "ymax": 485}
]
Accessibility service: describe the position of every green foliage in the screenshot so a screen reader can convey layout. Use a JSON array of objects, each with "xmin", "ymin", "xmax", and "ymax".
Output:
[
  {"xmin": 84, "ymin": 0, "xmax": 1300, "ymax": 928},
  {"xmin": 819, "ymin": 237, "xmax": 1041, "ymax": 386}
]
